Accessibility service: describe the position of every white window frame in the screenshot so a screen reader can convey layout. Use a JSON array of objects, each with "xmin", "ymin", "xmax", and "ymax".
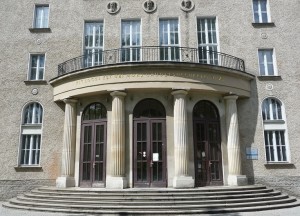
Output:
[
  {"xmin": 121, "ymin": 20, "xmax": 141, "ymax": 62},
  {"xmin": 28, "ymin": 54, "xmax": 45, "ymax": 80},
  {"xmin": 258, "ymin": 49, "xmax": 277, "ymax": 76},
  {"xmin": 19, "ymin": 102, "xmax": 43, "ymax": 166},
  {"xmin": 197, "ymin": 17, "xmax": 219, "ymax": 65},
  {"xmin": 252, "ymin": 0, "xmax": 271, "ymax": 23},
  {"xmin": 262, "ymin": 97, "xmax": 290, "ymax": 163},
  {"xmin": 84, "ymin": 21, "xmax": 104, "ymax": 67},
  {"xmin": 159, "ymin": 18, "xmax": 180, "ymax": 61},
  {"xmin": 34, "ymin": 5, "xmax": 49, "ymax": 28}
]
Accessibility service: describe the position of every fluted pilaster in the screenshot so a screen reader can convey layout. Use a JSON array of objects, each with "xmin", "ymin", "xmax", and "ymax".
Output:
[
  {"xmin": 172, "ymin": 90, "xmax": 194, "ymax": 188},
  {"xmin": 224, "ymin": 95, "xmax": 247, "ymax": 186},
  {"xmin": 110, "ymin": 91, "xmax": 126, "ymax": 176},
  {"xmin": 56, "ymin": 98, "xmax": 77, "ymax": 188}
]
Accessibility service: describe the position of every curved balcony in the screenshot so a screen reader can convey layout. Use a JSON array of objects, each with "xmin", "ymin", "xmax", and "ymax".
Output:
[{"xmin": 57, "ymin": 46, "xmax": 245, "ymax": 76}]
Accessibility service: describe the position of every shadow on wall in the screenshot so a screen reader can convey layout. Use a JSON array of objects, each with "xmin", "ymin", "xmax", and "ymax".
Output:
[{"xmin": 237, "ymin": 78, "xmax": 259, "ymax": 185}]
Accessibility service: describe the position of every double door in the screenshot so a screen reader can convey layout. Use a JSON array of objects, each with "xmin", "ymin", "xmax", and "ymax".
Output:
[
  {"xmin": 194, "ymin": 120, "xmax": 223, "ymax": 186},
  {"xmin": 133, "ymin": 119, "xmax": 167, "ymax": 187},
  {"xmin": 80, "ymin": 121, "xmax": 106, "ymax": 187}
]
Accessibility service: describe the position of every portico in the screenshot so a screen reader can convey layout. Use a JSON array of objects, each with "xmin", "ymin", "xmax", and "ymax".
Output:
[{"xmin": 50, "ymin": 62, "xmax": 253, "ymax": 188}]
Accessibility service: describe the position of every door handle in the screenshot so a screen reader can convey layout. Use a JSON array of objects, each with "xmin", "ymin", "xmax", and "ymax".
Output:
[
  {"xmin": 93, "ymin": 162, "xmax": 96, "ymax": 169},
  {"xmin": 150, "ymin": 160, "xmax": 153, "ymax": 167}
]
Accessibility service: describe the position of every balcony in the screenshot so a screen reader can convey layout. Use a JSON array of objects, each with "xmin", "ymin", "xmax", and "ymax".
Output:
[{"xmin": 57, "ymin": 46, "xmax": 245, "ymax": 76}]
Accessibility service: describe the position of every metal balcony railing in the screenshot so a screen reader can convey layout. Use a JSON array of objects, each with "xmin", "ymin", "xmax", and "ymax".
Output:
[{"xmin": 57, "ymin": 46, "xmax": 245, "ymax": 76}]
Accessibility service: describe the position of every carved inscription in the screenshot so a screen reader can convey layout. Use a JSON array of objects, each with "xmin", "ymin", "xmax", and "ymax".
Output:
[{"xmin": 75, "ymin": 72, "xmax": 223, "ymax": 86}]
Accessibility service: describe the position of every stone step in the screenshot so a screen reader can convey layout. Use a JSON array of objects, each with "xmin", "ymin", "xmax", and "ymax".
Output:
[
  {"xmin": 3, "ymin": 201, "xmax": 300, "ymax": 215},
  {"xmin": 16, "ymin": 194, "xmax": 289, "ymax": 205},
  {"xmin": 23, "ymin": 190, "xmax": 282, "ymax": 201},
  {"xmin": 3, "ymin": 185, "xmax": 300, "ymax": 214},
  {"xmin": 4, "ymin": 198, "xmax": 300, "ymax": 215},
  {"xmin": 7, "ymin": 196, "xmax": 297, "ymax": 210},
  {"xmin": 37, "ymin": 185, "xmax": 267, "ymax": 193},
  {"xmin": 30, "ymin": 188, "xmax": 274, "ymax": 197}
]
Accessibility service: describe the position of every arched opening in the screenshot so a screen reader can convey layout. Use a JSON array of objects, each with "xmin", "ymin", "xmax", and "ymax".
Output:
[
  {"xmin": 80, "ymin": 102, "xmax": 107, "ymax": 187},
  {"xmin": 133, "ymin": 99, "xmax": 167, "ymax": 187},
  {"xmin": 193, "ymin": 100, "xmax": 223, "ymax": 186}
]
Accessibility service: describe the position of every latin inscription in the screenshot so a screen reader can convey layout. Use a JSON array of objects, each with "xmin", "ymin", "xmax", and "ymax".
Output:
[{"xmin": 75, "ymin": 72, "xmax": 223, "ymax": 85}]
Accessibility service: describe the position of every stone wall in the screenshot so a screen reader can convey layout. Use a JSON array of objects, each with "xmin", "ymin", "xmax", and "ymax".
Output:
[{"xmin": 0, "ymin": 179, "xmax": 55, "ymax": 201}]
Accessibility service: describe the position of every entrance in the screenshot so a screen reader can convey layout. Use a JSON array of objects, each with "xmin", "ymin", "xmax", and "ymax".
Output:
[
  {"xmin": 80, "ymin": 103, "xmax": 107, "ymax": 187},
  {"xmin": 193, "ymin": 100, "xmax": 223, "ymax": 186},
  {"xmin": 133, "ymin": 99, "xmax": 167, "ymax": 187}
]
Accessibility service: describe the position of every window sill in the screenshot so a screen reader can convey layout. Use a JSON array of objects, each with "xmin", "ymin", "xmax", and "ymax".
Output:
[
  {"xmin": 263, "ymin": 120, "xmax": 285, "ymax": 124},
  {"xmin": 257, "ymin": 76, "xmax": 282, "ymax": 81},
  {"xmin": 24, "ymin": 80, "xmax": 48, "ymax": 85},
  {"xmin": 264, "ymin": 162, "xmax": 295, "ymax": 168},
  {"xmin": 29, "ymin": 28, "xmax": 51, "ymax": 33},
  {"xmin": 14, "ymin": 166, "xmax": 43, "ymax": 172},
  {"xmin": 252, "ymin": 22, "xmax": 275, "ymax": 28}
]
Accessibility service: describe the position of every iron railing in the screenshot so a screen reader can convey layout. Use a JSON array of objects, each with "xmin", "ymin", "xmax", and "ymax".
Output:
[{"xmin": 57, "ymin": 46, "xmax": 245, "ymax": 76}]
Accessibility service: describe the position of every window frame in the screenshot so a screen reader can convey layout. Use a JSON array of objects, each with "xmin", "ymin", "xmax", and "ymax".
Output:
[
  {"xmin": 261, "ymin": 97, "xmax": 290, "ymax": 163},
  {"xmin": 33, "ymin": 4, "xmax": 50, "ymax": 29},
  {"xmin": 19, "ymin": 102, "xmax": 44, "ymax": 166},
  {"xmin": 28, "ymin": 53, "xmax": 46, "ymax": 81},
  {"xmin": 121, "ymin": 19, "xmax": 142, "ymax": 62},
  {"xmin": 252, "ymin": 0, "xmax": 271, "ymax": 23},
  {"xmin": 196, "ymin": 17, "xmax": 219, "ymax": 65},
  {"xmin": 159, "ymin": 18, "xmax": 180, "ymax": 61},
  {"xmin": 83, "ymin": 21, "xmax": 104, "ymax": 67},
  {"xmin": 257, "ymin": 49, "xmax": 277, "ymax": 76}
]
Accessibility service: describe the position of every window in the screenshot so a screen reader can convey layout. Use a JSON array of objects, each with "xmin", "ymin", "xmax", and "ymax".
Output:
[
  {"xmin": 29, "ymin": 54, "xmax": 45, "ymax": 80},
  {"xmin": 121, "ymin": 20, "xmax": 141, "ymax": 62},
  {"xmin": 159, "ymin": 19, "xmax": 179, "ymax": 61},
  {"xmin": 84, "ymin": 22, "xmax": 104, "ymax": 67},
  {"xmin": 197, "ymin": 18, "xmax": 218, "ymax": 65},
  {"xmin": 34, "ymin": 5, "xmax": 49, "ymax": 28},
  {"xmin": 262, "ymin": 98, "xmax": 290, "ymax": 163},
  {"xmin": 258, "ymin": 49, "xmax": 276, "ymax": 76},
  {"xmin": 253, "ymin": 0, "xmax": 270, "ymax": 23},
  {"xmin": 20, "ymin": 103, "xmax": 43, "ymax": 165}
]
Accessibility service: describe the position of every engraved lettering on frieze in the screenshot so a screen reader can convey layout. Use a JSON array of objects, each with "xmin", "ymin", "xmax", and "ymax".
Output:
[
  {"xmin": 143, "ymin": 0, "xmax": 157, "ymax": 13},
  {"xmin": 75, "ymin": 72, "xmax": 223, "ymax": 86},
  {"xmin": 107, "ymin": 1, "xmax": 120, "ymax": 14},
  {"xmin": 180, "ymin": 0, "xmax": 195, "ymax": 12}
]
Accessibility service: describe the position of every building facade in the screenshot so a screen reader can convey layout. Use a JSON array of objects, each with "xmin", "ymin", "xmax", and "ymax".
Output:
[{"xmin": 0, "ymin": 0, "xmax": 299, "ymax": 200}]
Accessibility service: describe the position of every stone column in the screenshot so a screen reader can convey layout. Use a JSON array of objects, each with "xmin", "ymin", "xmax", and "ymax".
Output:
[
  {"xmin": 106, "ymin": 91, "xmax": 127, "ymax": 189},
  {"xmin": 224, "ymin": 95, "xmax": 247, "ymax": 186},
  {"xmin": 172, "ymin": 90, "xmax": 194, "ymax": 188},
  {"xmin": 56, "ymin": 98, "xmax": 78, "ymax": 188}
]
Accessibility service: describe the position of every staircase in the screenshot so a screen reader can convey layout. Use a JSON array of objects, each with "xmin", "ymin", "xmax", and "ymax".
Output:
[{"xmin": 3, "ymin": 185, "xmax": 300, "ymax": 215}]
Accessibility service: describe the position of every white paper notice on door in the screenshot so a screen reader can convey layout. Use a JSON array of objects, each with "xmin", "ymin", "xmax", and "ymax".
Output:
[{"xmin": 153, "ymin": 153, "xmax": 159, "ymax": 161}]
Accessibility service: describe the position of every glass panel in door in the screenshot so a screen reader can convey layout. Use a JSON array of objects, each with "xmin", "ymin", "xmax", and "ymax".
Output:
[
  {"xmin": 151, "ymin": 122, "xmax": 163, "ymax": 183},
  {"xmin": 136, "ymin": 122, "xmax": 148, "ymax": 183},
  {"xmin": 82, "ymin": 125, "xmax": 93, "ymax": 185},
  {"xmin": 94, "ymin": 123, "xmax": 105, "ymax": 183}
]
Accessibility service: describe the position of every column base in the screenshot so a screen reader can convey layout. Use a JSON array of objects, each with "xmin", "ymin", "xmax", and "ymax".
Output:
[
  {"xmin": 228, "ymin": 175, "xmax": 248, "ymax": 186},
  {"xmin": 106, "ymin": 176, "xmax": 128, "ymax": 189},
  {"xmin": 173, "ymin": 176, "xmax": 194, "ymax": 188},
  {"xmin": 56, "ymin": 176, "xmax": 75, "ymax": 188}
]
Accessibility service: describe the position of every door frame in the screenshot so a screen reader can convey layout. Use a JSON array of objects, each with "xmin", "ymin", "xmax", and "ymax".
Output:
[
  {"xmin": 79, "ymin": 119, "xmax": 107, "ymax": 187},
  {"xmin": 133, "ymin": 118, "xmax": 167, "ymax": 188}
]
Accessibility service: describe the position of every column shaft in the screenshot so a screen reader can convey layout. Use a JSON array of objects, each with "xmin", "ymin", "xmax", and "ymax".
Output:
[
  {"xmin": 56, "ymin": 98, "xmax": 77, "ymax": 188},
  {"xmin": 172, "ymin": 90, "xmax": 194, "ymax": 188},
  {"xmin": 224, "ymin": 95, "xmax": 247, "ymax": 186},
  {"xmin": 106, "ymin": 91, "xmax": 127, "ymax": 189}
]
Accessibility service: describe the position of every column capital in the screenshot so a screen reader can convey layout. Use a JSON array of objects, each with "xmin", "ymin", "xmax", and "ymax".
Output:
[
  {"xmin": 63, "ymin": 98, "xmax": 78, "ymax": 104},
  {"xmin": 110, "ymin": 91, "xmax": 127, "ymax": 97},
  {"xmin": 172, "ymin": 89, "xmax": 188, "ymax": 97},
  {"xmin": 223, "ymin": 95, "xmax": 239, "ymax": 101}
]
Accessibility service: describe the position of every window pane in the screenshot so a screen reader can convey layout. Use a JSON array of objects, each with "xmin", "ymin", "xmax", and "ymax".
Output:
[{"xmin": 35, "ymin": 6, "xmax": 49, "ymax": 28}]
